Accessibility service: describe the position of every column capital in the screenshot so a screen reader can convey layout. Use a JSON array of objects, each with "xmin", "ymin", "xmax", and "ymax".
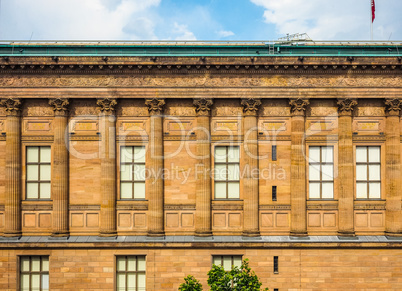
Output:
[
  {"xmin": 97, "ymin": 98, "xmax": 117, "ymax": 114},
  {"xmin": 0, "ymin": 98, "xmax": 22, "ymax": 116},
  {"xmin": 289, "ymin": 98, "xmax": 309, "ymax": 116},
  {"xmin": 193, "ymin": 98, "xmax": 213, "ymax": 116},
  {"xmin": 241, "ymin": 98, "xmax": 261, "ymax": 116},
  {"xmin": 385, "ymin": 98, "xmax": 402, "ymax": 116},
  {"xmin": 49, "ymin": 98, "xmax": 69, "ymax": 116},
  {"xmin": 145, "ymin": 98, "xmax": 165, "ymax": 115},
  {"xmin": 337, "ymin": 98, "xmax": 357, "ymax": 116}
]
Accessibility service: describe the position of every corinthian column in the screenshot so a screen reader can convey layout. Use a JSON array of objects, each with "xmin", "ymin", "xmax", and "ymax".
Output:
[
  {"xmin": 384, "ymin": 98, "xmax": 402, "ymax": 236},
  {"xmin": 193, "ymin": 98, "xmax": 213, "ymax": 237},
  {"xmin": 145, "ymin": 98, "xmax": 165, "ymax": 237},
  {"xmin": 337, "ymin": 98, "xmax": 357, "ymax": 237},
  {"xmin": 98, "ymin": 98, "xmax": 117, "ymax": 237},
  {"xmin": 1, "ymin": 98, "xmax": 22, "ymax": 237},
  {"xmin": 49, "ymin": 98, "xmax": 70, "ymax": 237},
  {"xmin": 241, "ymin": 98, "xmax": 261, "ymax": 237},
  {"xmin": 289, "ymin": 98, "xmax": 309, "ymax": 237}
]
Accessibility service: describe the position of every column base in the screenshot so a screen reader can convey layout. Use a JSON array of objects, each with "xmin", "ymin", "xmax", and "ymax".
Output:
[
  {"xmin": 51, "ymin": 231, "xmax": 70, "ymax": 238},
  {"xmin": 337, "ymin": 231, "xmax": 356, "ymax": 237},
  {"xmin": 290, "ymin": 231, "xmax": 308, "ymax": 237},
  {"xmin": 385, "ymin": 231, "xmax": 402, "ymax": 237},
  {"xmin": 147, "ymin": 230, "xmax": 165, "ymax": 237},
  {"xmin": 194, "ymin": 230, "xmax": 213, "ymax": 237},
  {"xmin": 98, "ymin": 231, "xmax": 117, "ymax": 238},
  {"xmin": 3, "ymin": 231, "xmax": 22, "ymax": 238},
  {"xmin": 242, "ymin": 230, "xmax": 260, "ymax": 237}
]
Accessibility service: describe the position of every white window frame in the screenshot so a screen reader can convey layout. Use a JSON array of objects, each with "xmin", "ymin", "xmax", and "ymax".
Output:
[
  {"xmin": 355, "ymin": 146, "xmax": 381, "ymax": 199},
  {"xmin": 25, "ymin": 146, "xmax": 51, "ymax": 200},
  {"xmin": 119, "ymin": 146, "xmax": 146, "ymax": 200},
  {"xmin": 19, "ymin": 256, "xmax": 49, "ymax": 291},
  {"xmin": 308, "ymin": 146, "xmax": 334, "ymax": 199},
  {"xmin": 213, "ymin": 145, "xmax": 240, "ymax": 200},
  {"xmin": 212, "ymin": 255, "xmax": 242, "ymax": 271},
  {"xmin": 116, "ymin": 255, "xmax": 146, "ymax": 291}
]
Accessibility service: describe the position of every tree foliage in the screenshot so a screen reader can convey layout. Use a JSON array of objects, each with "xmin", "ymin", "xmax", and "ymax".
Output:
[
  {"xmin": 178, "ymin": 275, "xmax": 203, "ymax": 291},
  {"xmin": 179, "ymin": 259, "xmax": 269, "ymax": 291}
]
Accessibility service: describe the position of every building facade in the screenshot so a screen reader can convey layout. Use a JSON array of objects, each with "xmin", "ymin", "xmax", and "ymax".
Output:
[{"xmin": 0, "ymin": 42, "xmax": 401, "ymax": 290}]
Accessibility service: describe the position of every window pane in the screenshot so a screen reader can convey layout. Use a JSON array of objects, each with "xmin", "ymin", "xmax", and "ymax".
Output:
[
  {"xmin": 40, "ymin": 183, "xmax": 51, "ymax": 199},
  {"xmin": 134, "ymin": 146, "xmax": 146, "ymax": 163},
  {"xmin": 321, "ymin": 147, "xmax": 333, "ymax": 163},
  {"xmin": 369, "ymin": 182, "xmax": 381, "ymax": 199},
  {"xmin": 214, "ymin": 165, "xmax": 227, "ymax": 181},
  {"xmin": 27, "ymin": 147, "xmax": 39, "ymax": 163},
  {"xmin": 116, "ymin": 274, "xmax": 126, "ymax": 290},
  {"xmin": 134, "ymin": 183, "xmax": 146, "ymax": 199},
  {"xmin": 40, "ymin": 165, "xmax": 51, "ymax": 181},
  {"xmin": 40, "ymin": 147, "xmax": 51, "ymax": 163},
  {"xmin": 228, "ymin": 164, "xmax": 239, "ymax": 180},
  {"xmin": 21, "ymin": 274, "xmax": 30, "ymax": 291},
  {"xmin": 42, "ymin": 257, "xmax": 49, "ymax": 271},
  {"xmin": 356, "ymin": 165, "xmax": 368, "ymax": 181},
  {"xmin": 127, "ymin": 274, "xmax": 136, "ymax": 290},
  {"xmin": 134, "ymin": 164, "xmax": 145, "ymax": 181},
  {"xmin": 309, "ymin": 165, "xmax": 320, "ymax": 181},
  {"xmin": 356, "ymin": 182, "xmax": 368, "ymax": 199},
  {"xmin": 214, "ymin": 147, "xmax": 227, "ymax": 162},
  {"xmin": 27, "ymin": 183, "xmax": 39, "ymax": 199},
  {"xmin": 223, "ymin": 256, "xmax": 231, "ymax": 271},
  {"xmin": 138, "ymin": 273, "xmax": 146, "ymax": 290},
  {"xmin": 27, "ymin": 165, "xmax": 39, "ymax": 181},
  {"xmin": 369, "ymin": 165, "xmax": 381, "ymax": 181},
  {"xmin": 228, "ymin": 182, "xmax": 240, "ymax": 199},
  {"xmin": 127, "ymin": 257, "xmax": 136, "ymax": 271},
  {"xmin": 42, "ymin": 274, "xmax": 49, "ymax": 291},
  {"xmin": 31, "ymin": 256, "xmax": 40, "ymax": 271},
  {"xmin": 213, "ymin": 256, "xmax": 221, "ymax": 266},
  {"xmin": 21, "ymin": 257, "xmax": 30, "ymax": 271},
  {"xmin": 356, "ymin": 147, "xmax": 367, "ymax": 163},
  {"xmin": 31, "ymin": 274, "xmax": 40, "ymax": 290},
  {"xmin": 322, "ymin": 182, "xmax": 334, "ymax": 199},
  {"xmin": 321, "ymin": 165, "xmax": 333, "ymax": 181},
  {"xmin": 121, "ymin": 183, "xmax": 133, "ymax": 199},
  {"xmin": 309, "ymin": 147, "xmax": 320, "ymax": 163},
  {"xmin": 228, "ymin": 147, "xmax": 239, "ymax": 163},
  {"xmin": 117, "ymin": 257, "xmax": 126, "ymax": 271},
  {"xmin": 309, "ymin": 183, "xmax": 320, "ymax": 199},
  {"xmin": 121, "ymin": 147, "xmax": 133, "ymax": 163},
  {"xmin": 137, "ymin": 256, "xmax": 146, "ymax": 271},
  {"xmin": 121, "ymin": 164, "xmax": 132, "ymax": 181},
  {"xmin": 215, "ymin": 182, "xmax": 227, "ymax": 199},
  {"xmin": 368, "ymin": 147, "xmax": 380, "ymax": 163},
  {"xmin": 233, "ymin": 256, "xmax": 242, "ymax": 268}
]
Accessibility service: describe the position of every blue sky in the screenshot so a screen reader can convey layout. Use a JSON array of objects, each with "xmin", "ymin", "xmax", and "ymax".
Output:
[{"xmin": 1, "ymin": 0, "xmax": 401, "ymax": 41}]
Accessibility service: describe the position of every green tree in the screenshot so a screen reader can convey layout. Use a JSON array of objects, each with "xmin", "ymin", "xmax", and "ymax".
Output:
[
  {"xmin": 178, "ymin": 275, "xmax": 203, "ymax": 291},
  {"xmin": 179, "ymin": 259, "xmax": 269, "ymax": 291}
]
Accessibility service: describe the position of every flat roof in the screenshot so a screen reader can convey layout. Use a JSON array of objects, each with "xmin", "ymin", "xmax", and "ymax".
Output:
[{"xmin": 0, "ymin": 41, "xmax": 401, "ymax": 57}]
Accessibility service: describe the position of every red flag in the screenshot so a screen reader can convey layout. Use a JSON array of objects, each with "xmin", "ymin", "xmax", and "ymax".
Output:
[{"xmin": 371, "ymin": 0, "xmax": 375, "ymax": 22}]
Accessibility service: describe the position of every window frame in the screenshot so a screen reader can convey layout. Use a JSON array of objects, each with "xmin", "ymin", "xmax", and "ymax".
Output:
[
  {"xmin": 212, "ymin": 255, "xmax": 243, "ymax": 271},
  {"xmin": 25, "ymin": 145, "xmax": 52, "ymax": 200},
  {"xmin": 355, "ymin": 145, "xmax": 382, "ymax": 200},
  {"xmin": 308, "ymin": 145, "xmax": 335, "ymax": 200},
  {"xmin": 213, "ymin": 145, "xmax": 241, "ymax": 200},
  {"xmin": 115, "ymin": 255, "xmax": 146, "ymax": 291},
  {"xmin": 19, "ymin": 255, "xmax": 49, "ymax": 291},
  {"xmin": 119, "ymin": 146, "xmax": 146, "ymax": 200}
]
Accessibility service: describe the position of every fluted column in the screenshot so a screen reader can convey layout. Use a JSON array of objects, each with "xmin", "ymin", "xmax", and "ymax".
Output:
[
  {"xmin": 289, "ymin": 98, "xmax": 309, "ymax": 236},
  {"xmin": 1, "ymin": 98, "xmax": 22, "ymax": 237},
  {"xmin": 384, "ymin": 99, "xmax": 402, "ymax": 236},
  {"xmin": 145, "ymin": 98, "xmax": 165, "ymax": 237},
  {"xmin": 49, "ymin": 98, "xmax": 70, "ymax": 237},
  {"xmin": 194, "ymin": 98, "xmax": 213, "ymax": 237},
  {"xmin": 241, "ymin": 98, "xmax": 261, "ymax": 237},
  {"xmin": 337, "ymin": 99, "xmax": 357, "ymax": 237},
  {"xmin": 98, "ymin": 98, "xmax": 117, "ymax": 237}
]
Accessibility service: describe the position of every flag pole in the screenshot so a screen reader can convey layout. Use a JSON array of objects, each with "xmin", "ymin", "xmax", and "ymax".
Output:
[{"xmin": 370, "ymin": 0, "xmax": 373, "ymax": 40}]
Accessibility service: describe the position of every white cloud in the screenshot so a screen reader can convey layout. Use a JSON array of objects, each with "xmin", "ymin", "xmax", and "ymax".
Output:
[
  {"xmin": 172, "ymin": 23, "xmax": 196, "ymax": 40},
  {"xmin": 217, "ymin": 30, "xmax": 235, "ymax": 38},
  {"xmin": 250, "ymin": 0, "xmax": 402, "ymax": 40}
]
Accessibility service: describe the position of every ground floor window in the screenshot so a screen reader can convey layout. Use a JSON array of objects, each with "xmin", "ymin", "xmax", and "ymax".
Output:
[
  {"xmin": 20, "ymin": 256, "xmax": 49, "ymax": 291},
  {"xmin": 116, "ymin": 255, "xmax": 146, "ymax": 291},
  {"xmin": 212, "ymin": 255, "xmax": 242, "ymax": 271}
]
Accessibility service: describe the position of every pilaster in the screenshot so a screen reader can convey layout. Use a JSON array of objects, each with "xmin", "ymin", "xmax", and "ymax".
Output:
[
  {"xmin": 49, "ymin": 98, "xmax": 70, "ymax": 237},
  {"xmin": 337, "ymin": 98, "xmax": 357, "ymax": 236},
  {"xmin": 1, "ymin": 98, "xmax": 22, "ymax": 237},
  {"xmin": 241, "ymin": 98, "xmax": 261, "ymax": 237},
  {"xmin": 98, "ymin": 98, "xmax": 117, "ymax": 237},
  {"xmin": 193, "ymin": 98, "xmax": 213, "ymax": 237},
  {"xmin": 145, "ymin": 98, "xmax": 165, "ymax": 237},
  {"xmin": 289, "ymin": 98, "xmax": 309, "ymax": 236}
]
